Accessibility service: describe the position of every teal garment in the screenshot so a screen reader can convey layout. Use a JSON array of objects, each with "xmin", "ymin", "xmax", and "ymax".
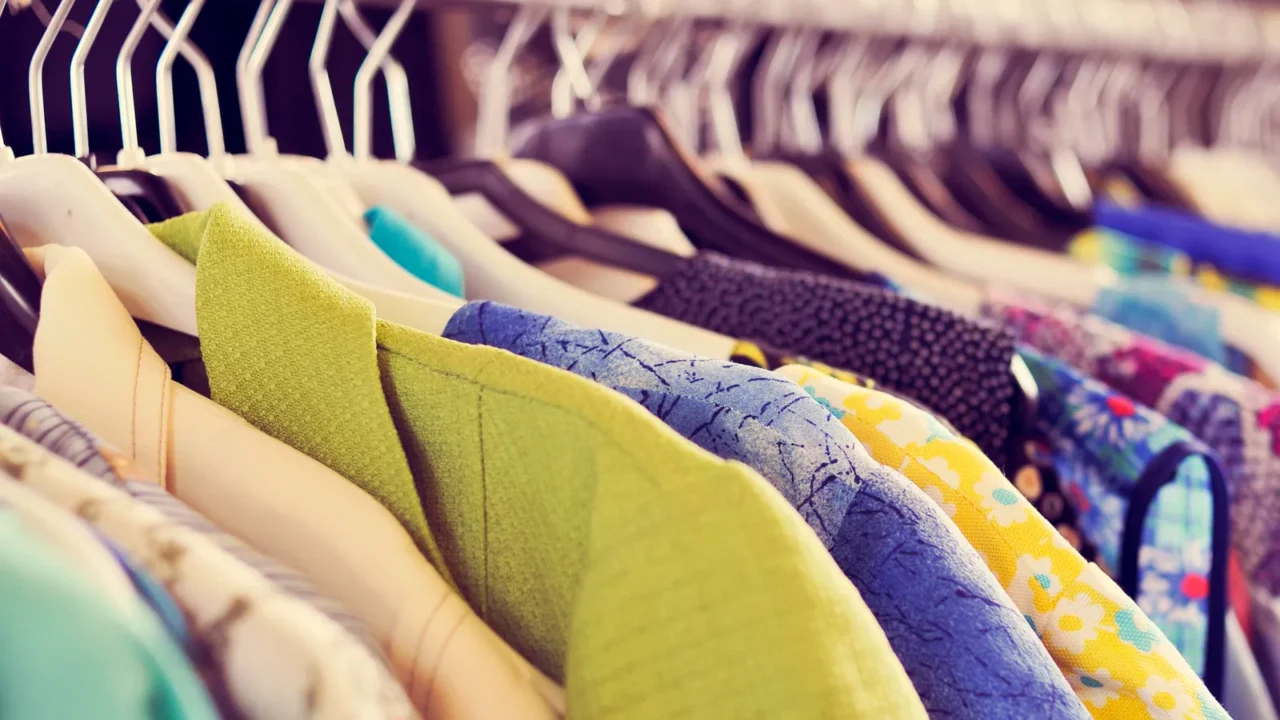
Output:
[
  {"xmin": 0, "ymin": 502, "xmax": 218, "ymax": 720},
  {"xmin": 1092, "ymin": 275, "xmax": 1228, "ymax": 366},
  {"xmin": 365, "ymin": 205, "xmax": 466, "ymax": 297}
]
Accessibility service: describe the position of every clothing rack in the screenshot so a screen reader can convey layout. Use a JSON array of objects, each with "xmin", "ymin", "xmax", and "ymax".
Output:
[{"xmin": 303, "ymin": 0, "xmax": 1280, "ymax": 63}]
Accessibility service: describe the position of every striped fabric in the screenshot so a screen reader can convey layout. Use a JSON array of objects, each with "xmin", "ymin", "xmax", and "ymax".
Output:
[{"xmin": 0, "ymin": 387, "xmax": 386, "ymax": 665}]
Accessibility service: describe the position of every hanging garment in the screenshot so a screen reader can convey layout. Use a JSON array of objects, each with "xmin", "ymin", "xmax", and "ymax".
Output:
[
  {"xmin": 0, "ymin": 491, "xmax": 218, "ymax": 720},
  {"xmin": 632, "ymin": 251, "xmax": 1022, "ymax": 470},
  {"xmin": 730, "ymin": 340, "xmax": 1105, "ymax": 563},
  {"xmin": 979, "ymin": 289, "xmax": 1280, "ymax": 602},
  {"xmin": 0, "ymin": 386, "xmax": 384, "ymax": 662},
  {"xmin": 443, "ymin": 300, "xmax": 1086, "ymax": 719},
  {"xmin": 366, "ymin": 206, "xmax": 466, "ymax": 298},
  {"xmin": 1071, "ymin": 229, "xmax": 1280, "ymax": 314},
  {"xmin": 1094, "ymin": 203, "xmax": 1280, "ymax": 288},
  {"xmin": 146, "ymin": 203, "xmax": 928, "ymax": 720},
  {"xmin": 1016, "ymin": 348, "xmax": 1229, "ymax": 688},
  {"xmin": 26, "ymin": 244, "xmax": 564, "ymax": 719},
  {"xmin": 0, "ymin": 422, "xmax": 419, "ymax": 720},
  {"xmin": 778, "ymin": 366, "xmax": 1231, "ymax": 720},
  {"xmin": 1092, "ymin": 277, "xmax": 1230, "ymax": 367}
]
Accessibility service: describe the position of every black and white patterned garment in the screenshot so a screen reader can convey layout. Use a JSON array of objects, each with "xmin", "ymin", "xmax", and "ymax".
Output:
[{"xmin": 635, "ymin": 251, "xmax": 1022, "ymax": 469}]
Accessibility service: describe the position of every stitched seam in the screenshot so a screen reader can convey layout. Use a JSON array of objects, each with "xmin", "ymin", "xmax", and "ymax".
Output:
[
  {"xmin": 131, "ymin": 335, "xmax": 143, "ymax": 462},
  {"xmin": 478, "ymin": 385, "xmax": 489, "ymax": 619},
  {"xmin": 420, "ymin": 608, "xmax": 471, "ymax": 713},
  {"xmin": 156, "ymin": 364, "xmax": 170, "ymax": 489},
  {"xmin": 406, "ymin": 590, "xmax": 452, "ymax": 702}
]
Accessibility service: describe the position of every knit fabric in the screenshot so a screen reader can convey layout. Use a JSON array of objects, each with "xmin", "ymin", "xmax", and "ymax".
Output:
[
  {"xmin": 150, "ymin": 203, "xmax": 928, "ymax": 719},
  {"xmin": 444, "ymin": 300, "xmax": 1086, "ymax": 720},
  {"xmin": 149, "ymin": 209, "xmax": 456, "ymax": 589},
  {"xmin": 634, "ymin": 251, "xmax": 1021, "ymax": 470},
  {"xmin": 780, "ymin": 366, "xmax": 1231, "ymax": 720}
]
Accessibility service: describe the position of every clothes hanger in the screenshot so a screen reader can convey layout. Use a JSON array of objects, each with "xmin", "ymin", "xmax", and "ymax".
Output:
[
  {"xmin": 508, "ymin": 8, "xmax": 867, "ymax": 280},
  {"xmin": 222, "ymin": 0, "xmax": 458, "ymax": 304},
  {"xmin": 699, "ymin": 23, "xmax": 986, "ymax": 314},
  {"xmin": 327, "ymin": 0, "xmax": 736, "ymax": 358},
  {"xmin": 0, "ymin": 9, "xmax": 41, "ymax": 375},
  {"xmin": 0, "ymin": 0, "xmax": 198, "ymax": 335},
  {"xmin": 421, "ymin": 7, "xmax": 687, "ymax": 279}
]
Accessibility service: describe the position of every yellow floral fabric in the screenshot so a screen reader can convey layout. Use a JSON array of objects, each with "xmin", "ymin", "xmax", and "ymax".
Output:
[{"xmin": 776, "ymin": 365, "xmax": 1230, "ymax": 720}]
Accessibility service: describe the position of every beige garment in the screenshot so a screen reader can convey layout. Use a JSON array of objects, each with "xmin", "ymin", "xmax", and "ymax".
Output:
[
  {"xmin": 0, "ymin": 423, "xmax": 416, "ymax": 720},
  {"xmin": 28, "ymin": 245, "xmax": 566, "ymax": 720}
]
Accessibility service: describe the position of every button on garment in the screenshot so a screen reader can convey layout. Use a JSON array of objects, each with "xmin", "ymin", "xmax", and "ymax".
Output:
[
  {"xmin": 633, "ymin": 251, "xmax": 1022, "ymax": 470},
  {"xmin": 147, "ymin": 203, "xmax": 929, "ymax": 720},
  {"xmin": 780, "ymin": 366, "xmax": 1231, "ymax": 720},
  {"xmin": 443, "ymin": 299, "xmax": 1086, "ymax": 720}
]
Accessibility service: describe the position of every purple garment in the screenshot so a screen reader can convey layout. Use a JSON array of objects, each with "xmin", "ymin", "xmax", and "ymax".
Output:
[
  {"xmin": 444, "ymin": 300, "xmax": 1088, "ymax": 720},
  {"xmin": 634, "ymin": 251, "xmax": 1022, "ymax": 469}
]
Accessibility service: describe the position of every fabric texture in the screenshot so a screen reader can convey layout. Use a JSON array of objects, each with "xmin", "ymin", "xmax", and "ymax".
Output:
[
  {"xmin": 444, "ymin": 300, "xmax": 1084, "ymax": 719},
  {"xmin": 149, "ymin": 203, "xmax": 929, "ymax": 719},
  {"xmin": 780, "ymin": 366, "xmax": 1231, "ymax": 720},
  {"xmin": 0, "ymin": 387, "xmax": 386, "ymax": 663},
  {"xmin": 1092, "ymin": 277, "xmax": 1228, "ymax": 366},
  {"xmin": 365, "ymin": 205, "xmax": 466, "ymax": 297},
  {"xmin": 0, "ymin": 421, "xmax": 419, "ymax": 720},
  {"xmin": 29, "ymin": 243, "xmax": 568, "ymax": 720},
  {"xmin": 981, "ymin": 289, "xmax": 1280, "ymax": 601},
  {"xmin": 1016, "ymin": 348, "xmax": 1229, "ymax": 689},
  {"xmin": 1094, "ymin": 202, "xmax": 1280, "ymax": 288},
  {"xmin": 633, "ymin": 250, "xmax": 1022, "ymax": 470},
  {"xmin": 1071, "ymin": 229, "xmax": 1280, "ymax": 315},
  {"xmin": 0, "ymin": 483, "xmax": 218, "ymax": 720}
]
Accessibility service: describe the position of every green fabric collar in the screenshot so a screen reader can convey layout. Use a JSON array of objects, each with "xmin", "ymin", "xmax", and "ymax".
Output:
[{"xmin": 148, "ymin": 205, "xmax": 455, "ymax": 588}]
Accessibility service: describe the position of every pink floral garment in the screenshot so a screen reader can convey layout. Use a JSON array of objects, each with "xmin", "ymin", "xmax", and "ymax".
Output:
[{"xmin": 981, "ymin": 287, "xmax": 1280, "ymax": 600}]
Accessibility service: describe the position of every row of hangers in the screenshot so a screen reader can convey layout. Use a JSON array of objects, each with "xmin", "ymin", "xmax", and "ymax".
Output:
[{"xmin": 1, "ymin": 0, "xmax": 1280, "ymax": 392}]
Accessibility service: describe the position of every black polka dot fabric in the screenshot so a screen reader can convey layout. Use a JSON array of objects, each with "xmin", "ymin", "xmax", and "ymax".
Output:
[{"xmin": 636, "ymin": 252, "xmax": 1020, "ymax": 468}]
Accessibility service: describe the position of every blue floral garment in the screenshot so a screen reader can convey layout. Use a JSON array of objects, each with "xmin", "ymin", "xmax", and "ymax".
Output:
[
  {"xmin": 1018, "ymin": 347, "xmax": 1229, "ymax": 691},
  {"xmin": 445, "ymin": 301, "xmax": 1089, "ymax": 720}
]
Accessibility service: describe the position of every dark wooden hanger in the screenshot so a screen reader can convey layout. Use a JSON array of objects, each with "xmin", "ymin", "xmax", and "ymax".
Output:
[
  {"xmin": 510, "ymin": 105, "xmax": 874, "ymax": 281},
  {"xmin": 84, "ymin": 154, "xmax": 185, "ymax": 223},
  {"xmin": 0, "ymin": 213, "xmax": 42, "ymax": 373},
  {"xmin": 419, "ymin": 157, "xmax": 686, "ymax": 278}
]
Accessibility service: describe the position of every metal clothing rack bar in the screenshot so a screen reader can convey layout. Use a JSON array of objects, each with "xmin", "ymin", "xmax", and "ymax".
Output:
[{"xmin": 305, "ymin": 0, "xmax": 1280, "ymax": 63}]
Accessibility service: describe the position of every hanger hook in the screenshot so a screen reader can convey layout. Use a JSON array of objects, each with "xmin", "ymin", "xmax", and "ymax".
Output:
[
  {"xmin": 476, "ymin": 5, "xmax": 548, "ymax": 157},
  {"xmin": 28, "ymin": 0, "xmax": 77, "ymax": 155},
  {"xmin": 70, "ymin": 0, "xmax": 115, "ymax": 159},
  {"xmin": 156, "ymin": 0, "xmax": 212, "ymax": 155},
  {"xmin": 243, "ymin": 0, "xmax": 295, "ymax": 154},
  {"xmin": 236, "ymin": 0, "xmax": 276, "ymax": 153},
  {"xmin": 310, "ymin": 0, "xmax": 348, "ymax": 158},
  {"xmin": 116, "ymin": 0, "xmax": 161, "ymax": 161},
  {"xmin": 549, "ymin": 8, "xmax": 609, "ymax": 119},
  {"xmin": 353, "ymin": 0, "xmax": 414, "ymax": 160},
  {"xmin": 339, "ymin": 0, "xmax": 415, "ymax": 163}
]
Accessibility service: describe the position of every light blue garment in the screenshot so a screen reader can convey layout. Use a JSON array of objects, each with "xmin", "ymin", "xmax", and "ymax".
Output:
[
  {"xmin": 365, "ymin": 205, "xmax": 465, "ymax": 297},
  {"xmin": 0, "ymin": 502, "xmax": 218, "ymax": 720},
  {"xmin": 1093, "ymin": 275, "xmax": 1228, "ymax": 365},
  {"xmin": 444, "ymin": 300, "xmax": 1089, "ymax": 720}
]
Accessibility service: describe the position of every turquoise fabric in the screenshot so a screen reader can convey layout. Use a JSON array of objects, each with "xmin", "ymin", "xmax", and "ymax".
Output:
[
  {"xmin": 365, "ymin": 205, "xmax": 465, "ymax": 297},
  {"xmin": 1092, "ymin": 276, "xmax": 1228, "ymax": 366},
  {"xmin": 0, "ymin": 502, "xmax": 217, "ymax": 719}
]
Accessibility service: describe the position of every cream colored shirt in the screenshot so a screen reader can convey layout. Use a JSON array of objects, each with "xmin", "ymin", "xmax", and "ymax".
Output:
[{"xmin": 28, "ymin": 245, "xmax": 565, "ymax": 719}]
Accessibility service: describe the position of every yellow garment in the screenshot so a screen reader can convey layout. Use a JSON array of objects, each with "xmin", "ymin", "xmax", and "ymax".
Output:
[
  {"xmin": 776, "ymin": 366, "xmax": 1230, "ymax": 720},
  {"xmin": 148, "ymin": 204, "xmax": 927, "ymax": 720}
]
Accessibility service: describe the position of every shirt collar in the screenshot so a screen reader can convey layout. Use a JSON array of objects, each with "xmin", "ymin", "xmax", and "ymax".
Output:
[{"xmin": 29, "ymin": 245, "xmax": 170, "ymax": 485}]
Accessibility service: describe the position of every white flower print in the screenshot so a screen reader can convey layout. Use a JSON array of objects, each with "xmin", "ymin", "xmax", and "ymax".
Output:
[
  {"xmin": 920, "ymin": 455, "xmax": 962, "ymax": 489},
  {"xmin": 862, "ymin": 393, "xmax": 887, "ymax": 410},
  {"xmin": 1069, "ymin": 668, "xmax": 1121, "ymax": 709},
  {"xmin": 1007, "ymin": 554, "xmax": 1062, "ymax": 617},
  {"xmin": 1045, "ymin": 593, "xmax": 1106, "ymax": 655},
  {"xmin": 1066, "ymin": 384, "xmax": 1148, "ymax": 445},
  {"xmin": 973, "ymin": 471, "xmax": 1029, "ymax": 526},
  {"xmin": 1137, "ymin": 675, "xmax": 1197, "ymax": 719},
  {"xmin": 922, "ymin": 485, "xmax": 956, "ymax": 518},
  {"xmin": 877, "ymin": 412, "xmax": 935, "ymax": 448}
]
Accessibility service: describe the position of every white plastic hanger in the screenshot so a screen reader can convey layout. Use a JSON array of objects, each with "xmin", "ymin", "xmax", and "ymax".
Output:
[
  {"xmin": 220, "ymin": 0, "xmax": 458, "ymax": 304},
  {"xmin": 0, "ymin": 0, "xmax": 198, "ymax": 335},
  {"xmin": 335, "ymin": 4, "xmax": 735, "ymax": 358},
  {"xmin": 109, "ymin": 0, "xmax": 459, "ymax": 334}
]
